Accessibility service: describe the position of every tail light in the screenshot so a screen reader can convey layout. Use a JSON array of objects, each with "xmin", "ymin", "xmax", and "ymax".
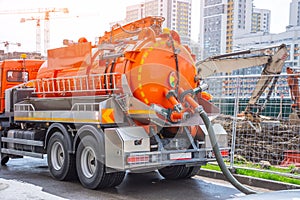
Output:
[{"xmin": 127, "ymin": 155, "xmax": 150, "ymax": 164}]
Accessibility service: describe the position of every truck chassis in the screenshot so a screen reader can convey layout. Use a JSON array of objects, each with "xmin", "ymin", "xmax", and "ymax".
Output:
[{"xmin": 0, "ymin": 74, "xmax": 227, "ymax": 189}]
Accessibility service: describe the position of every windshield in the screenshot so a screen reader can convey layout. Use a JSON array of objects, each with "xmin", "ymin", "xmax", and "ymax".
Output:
[{"xmin": 7, "ymin": 70, "xmax": 28, "ymax": 82}]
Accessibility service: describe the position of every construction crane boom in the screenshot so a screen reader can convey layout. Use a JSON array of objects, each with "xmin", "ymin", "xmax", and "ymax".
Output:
[
  {"xmin": 0, "ymin": 8, "xmax": 68, "ymax": 15},
  {"xmin": 0, "ymin": 8, "xmax": 69, "ymax": 55},
  {"xmin": 20, "ymin": 17, "xmax": 41, "ymax": 53},
  {"xmin": 0, "ymin": 41, "xmax": 21, "ymax": 53}
]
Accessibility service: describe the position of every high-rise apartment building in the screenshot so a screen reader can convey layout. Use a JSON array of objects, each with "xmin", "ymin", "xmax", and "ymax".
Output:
[
  {"xmin": 199, "ymin": 0, "xmax": 253, "ymax": 59},
  {"xmin": 235, "ymin": 0, "xmax": 300, "ymax": 70},
  {"xmin": 126, "ymin": 3, "xmax": 145, "ymax": 22},
  {"xmin": 199, "ymin": 0, "xmax": 227, "ymax": 59},
  {"xmin": 289, "ymin": 0, "xmax": 300, "ymax": 27},
  {"xmin": 231, "ymin": 0, "xmax": 252, "ymax": 36},
  {"xmin": 144, "ymin": 0, "xmax": 164, "ymax": 17},
  {"xmin": 125, "ymin": 0, "xmax": 192, "ymax": 45},
  {"xmin": 251, "ymin": 8, "xmax": 271, "ymax": 33}
]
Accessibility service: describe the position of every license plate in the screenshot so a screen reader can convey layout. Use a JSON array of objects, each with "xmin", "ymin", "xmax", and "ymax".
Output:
[{"xmin": 170, "ymin": 152, "xmax": 192, "ymax": 160}]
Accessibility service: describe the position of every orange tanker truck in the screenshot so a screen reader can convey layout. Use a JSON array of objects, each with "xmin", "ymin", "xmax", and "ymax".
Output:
[
  {"xmin": 0, "ymin": 16, "xmax": 287, "ymax": 192},
  {"xmin": 0, "ymin": 16, "xmax": 227, "ymax": 189}
]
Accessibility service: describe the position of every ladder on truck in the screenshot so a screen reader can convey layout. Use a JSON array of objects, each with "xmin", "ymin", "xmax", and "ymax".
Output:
[{"xmin": 28, "ymin": 73, "xmax": 121, "ymax": 97}]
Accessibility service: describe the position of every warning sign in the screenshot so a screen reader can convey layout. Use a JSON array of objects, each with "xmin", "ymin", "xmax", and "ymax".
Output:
[{"xmin": 101, "ymin": 108, "xmax": 115, "ymax": 123}]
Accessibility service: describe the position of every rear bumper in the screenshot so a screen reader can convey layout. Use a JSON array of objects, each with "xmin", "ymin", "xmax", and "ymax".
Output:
[
  {"xmin": 108, "ymin": 147, "xmax": 230, "ymax": 172},
  {"xmin": 104, "ymin": 125, "xmax": 229, "ymax": 172}
]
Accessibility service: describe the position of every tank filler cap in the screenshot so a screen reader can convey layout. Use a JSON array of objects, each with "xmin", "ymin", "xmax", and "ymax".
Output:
[{"xmin": 78, "ymin": 37, "xmax": 88, "ymax": 43}]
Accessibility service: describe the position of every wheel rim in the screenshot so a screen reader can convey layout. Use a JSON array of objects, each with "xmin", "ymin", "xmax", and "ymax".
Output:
[
  {"xmin": 81, "ymin": 146, "xmax": 97, "ymax": 178},
  {"xmin": 51, "ymin": 141, "xmax": 64, "ymax": 170}
]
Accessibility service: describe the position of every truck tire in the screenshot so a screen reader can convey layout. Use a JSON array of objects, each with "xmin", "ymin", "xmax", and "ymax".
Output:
[
  {"xmin": 99, "ymin": 171, "xmax": 126, "ymax": 188},
  {"xmin": 110, "ymin": 172, "xmax": 126, "ymax": 187},
  {"xmin": 76, "ymin": 134, "xmax": 111, "ymax": 189},
  {"xmin": 47, "ymin": 132, "xmax": 77, "ymax": 181},
  {"xmin": 1, "ymin": 155, "xmax": 9, "ymax": 166},
  {"xmin": 183, "ymin": 166, "xmax": 201, "ymax": 178},
  {"xmin": 159, "ymin": 165, "xmax": 190, "ymax": 180}
]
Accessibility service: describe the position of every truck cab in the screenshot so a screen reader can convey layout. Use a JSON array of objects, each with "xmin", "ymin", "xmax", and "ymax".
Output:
[{"xmin": 0, "ymin": 59, "xmax": 44, "ymax": 113}]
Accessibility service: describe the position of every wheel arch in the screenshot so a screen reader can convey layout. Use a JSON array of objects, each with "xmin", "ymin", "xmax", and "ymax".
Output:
[
  {"xmin": 73, "ymin": 125, "xmax": 104, "ymax": 154},
  {"xmin": 45, "ymin": 123, "xmax": 73, "ymax": 154}
]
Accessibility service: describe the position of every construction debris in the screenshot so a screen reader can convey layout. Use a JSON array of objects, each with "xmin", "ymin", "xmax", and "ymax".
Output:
[{"xmin": 213, "ymin": 114, "xmax": 300, "ymax": 165}]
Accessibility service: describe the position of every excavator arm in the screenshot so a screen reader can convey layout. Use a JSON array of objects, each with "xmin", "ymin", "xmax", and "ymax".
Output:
[
  {"xmin": 196, "ymin": 44, "xmax": 288, "ymax": 121},
  {"xmin": 286, "ymin": 67, "xmax": 300, "ymax": 120}
]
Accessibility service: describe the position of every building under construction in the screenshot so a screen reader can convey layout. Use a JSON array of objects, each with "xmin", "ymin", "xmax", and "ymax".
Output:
[{"xmin": 0, "ymin": 50, "xmax": 43, "ymax": 61}]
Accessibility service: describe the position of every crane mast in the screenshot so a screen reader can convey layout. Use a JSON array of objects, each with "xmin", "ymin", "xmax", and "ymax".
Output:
[
  {"xmin": 0, "ymin": 8, "xmax": 69, "ymax": 55},
  {"xmin": 0, "ymin": 41, "xmax": 21, "ymax": 53}
]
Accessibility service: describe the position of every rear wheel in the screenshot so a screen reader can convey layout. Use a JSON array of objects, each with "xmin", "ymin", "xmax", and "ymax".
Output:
[
  {"xmin": 183, "ymin": 166, "xmax": 201, "ymax": 178},
  {"xmin": 76, "ymin": 134, "xmax": 126, "ymax": 189},
  {"xmin": 1, "ymin": 155, "xmax": 9, "ymax": 166},
  {"xmin": 47, "ymin": 132, "xmax": 77, "ymax": 180},
  {"xmin": 110, "ymin": 172, "xmax": 126, "ymax": 187},
  {"xmin": 159, "ymin": 165, "xmax": 200, "ymax": 179},
  {"xmin": 76, "ymin": 135, "xmax": 108, "ymax": 189},
  {"xmin": 159, "ymin": 165, "xmax": 190, "ymax": 179}
]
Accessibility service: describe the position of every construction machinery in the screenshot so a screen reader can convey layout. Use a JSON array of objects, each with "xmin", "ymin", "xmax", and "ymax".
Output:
[
  {"xmin": 0, "ymin": 41, "xmax": 21, "ymax": 53},
  {"xmin": 286, "ymin": 67, "xmax": 300, "ymax": 121},
  {"xmin": 0, "ymin": 8, "xmax": 69, "ymax": 54},
  {"xmin": 197, "ymin": 44, "xmax": 288, "ymax": 121},
  {"xmin": 20, "ymin": 17, "xmax": 42, "ymax": 53},
  {"xmin": 0, "ymin": 17, "xmax": 287, "ymax": 192}
]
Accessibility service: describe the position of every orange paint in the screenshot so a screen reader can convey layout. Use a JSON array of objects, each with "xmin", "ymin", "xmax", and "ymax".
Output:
[
  {"xmin": 0, "ymin": 59, "xmax": 44, "ymax": 113},
  {"xmin": 35, "ymin": 17, "xmax": 198, "ymax": 112},
  {"xmin": 101, "ymin": 108, "xmax": 115, "ymax": 123}
]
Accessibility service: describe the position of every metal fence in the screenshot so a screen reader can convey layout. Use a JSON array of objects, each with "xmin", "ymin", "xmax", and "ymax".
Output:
[{"xmin": 204, "ymin": 73, "xmax": 300, "ymax": 176}]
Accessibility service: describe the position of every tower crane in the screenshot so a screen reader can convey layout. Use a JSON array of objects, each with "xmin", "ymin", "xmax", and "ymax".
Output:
[
  {"xmin": 20, "ymin": 16, "xmax": 42, "ymax": 54},
  {"xmin": 0, "ymin": 8, "xmax": 69, "ymax": 55},
  {"xmin": 0, "ymin": 41, "xmax": 21, "ymax": 53}
]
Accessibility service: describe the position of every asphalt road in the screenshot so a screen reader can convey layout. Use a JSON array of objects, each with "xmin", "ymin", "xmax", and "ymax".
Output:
[{"xmin": 0, "ymin": 156, "xmax": 266, "ymax": 200}]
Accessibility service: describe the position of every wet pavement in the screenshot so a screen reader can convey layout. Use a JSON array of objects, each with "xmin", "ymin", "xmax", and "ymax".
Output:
[{"xmin": 0, "ymin": 156, "xmax": 271, "ymax": 200}]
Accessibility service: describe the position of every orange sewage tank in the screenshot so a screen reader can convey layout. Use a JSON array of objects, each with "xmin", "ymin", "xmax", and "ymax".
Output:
[{"xmin": 36, "ymin": 16, "xmax": 198, "ymax": 111}]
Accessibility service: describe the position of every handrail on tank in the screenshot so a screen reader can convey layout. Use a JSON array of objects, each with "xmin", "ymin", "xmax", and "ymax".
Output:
[
  {"xmin": 28, "ymin": 73, "xmax": 121, "ymax": 95},
  {"xmin": 71, "ymin": 103, "xmax": 100, "ymax": 112},
  {"xmin": 14, "ymin": 104, "xmax": 35, "ymax": 112}
]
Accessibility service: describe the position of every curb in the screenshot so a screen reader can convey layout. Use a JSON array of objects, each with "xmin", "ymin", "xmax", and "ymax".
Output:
[{"xmin": 197, "ymin": 168, "xmax": 300, "ymax": 191}]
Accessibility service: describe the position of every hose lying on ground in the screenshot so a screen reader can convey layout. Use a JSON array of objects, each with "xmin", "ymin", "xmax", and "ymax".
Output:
[{"xmin": 198, "ymin": 108, "xmax": 257, "ymax": 195}]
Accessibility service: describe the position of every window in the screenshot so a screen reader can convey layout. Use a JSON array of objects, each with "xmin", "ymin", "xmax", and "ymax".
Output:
[{"xmin": 7, "ymin": 70, "xmax": 28, "ymax": 82}]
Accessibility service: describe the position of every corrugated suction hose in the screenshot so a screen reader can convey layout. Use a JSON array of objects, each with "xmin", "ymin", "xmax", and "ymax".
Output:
[{"xmin": 198, "ymin": 108, "xmax": 257, "ymax": 195}]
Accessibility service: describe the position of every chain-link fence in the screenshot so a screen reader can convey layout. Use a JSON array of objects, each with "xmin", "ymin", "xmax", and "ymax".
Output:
[{"xmin": 205, "ymin": 73, "xmax": 300, "ymax": 175}]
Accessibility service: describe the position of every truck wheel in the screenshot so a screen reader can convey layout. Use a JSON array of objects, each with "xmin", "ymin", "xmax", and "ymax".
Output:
[
  {"xmin": 158, "ymin": 165, "xmax": 190, "ymax": 180},
  {"xmin": 1, "ymin": 155, "xmax": 9, "ymax": 166},
  {"xmin": 47, "ymin": 132, "xmax": 77, "ymax": 181},
  {"xmin": 99, "ymin": 171, "xmax": 126, "ymax": 188},
  {"xmin": 183, "ymin": 166, "xmax": 201, "ymax": 178},
  {"xmin": 110, "ymin": 172, "xmax": 126, "ymax": 187},
  {"xmin": 76, "ymin": 135, "xmax": 110, "ymax": 189}
]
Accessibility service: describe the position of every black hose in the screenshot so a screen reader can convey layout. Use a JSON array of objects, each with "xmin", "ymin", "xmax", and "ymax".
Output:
[{"xmin": 198, "ymin": 108, "xmax": 257, "ymax": 195}]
